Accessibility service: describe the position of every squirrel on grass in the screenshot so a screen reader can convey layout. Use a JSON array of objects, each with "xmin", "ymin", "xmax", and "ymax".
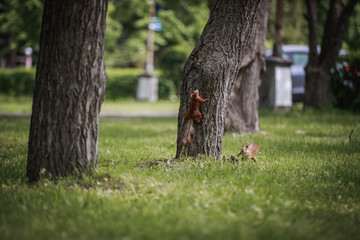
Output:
[
  {"xmin": 180, "ymin": 89, "xmax": 210, "ymax": 150},
  {"xmin": 237, "ymin": 143, "xmax": 260, "ymax": 162}
]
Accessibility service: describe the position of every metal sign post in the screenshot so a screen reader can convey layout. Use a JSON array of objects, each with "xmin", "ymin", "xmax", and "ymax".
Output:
[{"xmin": 136, "ymin": 1, "xmax": 162, "ymax": 102}]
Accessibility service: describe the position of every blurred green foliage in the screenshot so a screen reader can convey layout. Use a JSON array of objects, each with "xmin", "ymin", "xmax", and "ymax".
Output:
[
  {"xmin": 0, "ymin": 0, "xmax": 44, "ymax": 54},
  {"xmin": 104, "ymin": 2, "xmax": 123, "ymax": 68},
  {"xmin": 159, "ymin": 45, "xmax": 190, "ymax": 96},
  {"xmin": 0, "ymin": 68, "xmax": 35, "ymax": 96},
  {"xmin": 0, "ymin": 0, "xmax": 359, "ymax": 100},
  {"xmin": 344, "ymin": 4, "xmax": 360, "ymax": 51},
  {"xmin": 107, "ymin": 0, "xmax": 209, "ymax": 95},
  {"xmin": 1, "ymin": 0, "xmax": 359, "ymax": 62},
  {"xmin": 316, "ymin": 1, "xmax": 360, "ymax": 52},
  {"xmin": 107, "ymin": 0, "xmax": 149, "ymax": 68},
  {"xmin": 157, "ymin": 1, "xmax": 209, "ymax": 95},
  {"xmin": 0, "ymin": 68, "xmax": 173, "ymax": 100},
  {"xmin": 106, "ymin": 0, "xmax": 208, "ymax": 68},
  {"xmin": 0, "ymin": 0, "xmax": 210, "ymax": 99},
  {"xmin": 330, "ymin": 52, "xmax": 360, "ymax": 112},
  {"xmin": 266, "ymin": 1, "xmax": 360, "ymax": 53},
  {"xmin": 105, "ymin": 68, "xmax": 172, "ymax": 100},
  {"xmin": 105, "ymin": 68, "xmax": 141, "ymax": 99},
  {"xmin": 267, "ymin": 0, "xmax": 308, "ymax": 46}
]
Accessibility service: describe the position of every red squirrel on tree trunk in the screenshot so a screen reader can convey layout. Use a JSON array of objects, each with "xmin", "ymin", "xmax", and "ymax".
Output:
[{"xmin": 180, "ymin": 89, "xmax": 210, "ymax": 150}]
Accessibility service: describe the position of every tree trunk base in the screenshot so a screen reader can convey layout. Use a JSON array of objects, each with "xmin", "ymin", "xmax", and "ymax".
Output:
[{"xmin": 304, "ymin": 66, "xmax": 329, "ymax": 109}]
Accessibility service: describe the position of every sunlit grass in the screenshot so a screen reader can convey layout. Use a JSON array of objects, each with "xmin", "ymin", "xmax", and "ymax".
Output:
[
  {"xmin": 0, "ymin": 94, "xmax": 179, "ymax": 113},
  {"xmin": 100, "ymin": 99, "xmax": 179, "ymax": 112},
  {"xmin": 0, "ymin": 95, "xmax": 33, "ymax": 113},
  {"xmin": 0, "ymin": 106, "xmax": 359, "ymax": 240}
]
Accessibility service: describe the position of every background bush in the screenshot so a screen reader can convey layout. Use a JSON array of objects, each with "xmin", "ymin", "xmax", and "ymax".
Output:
[
  {"xmin": 0, "ymin": 68, "xmax": 173, "ymax": 100},
  {"xmin": 329, "ymin": 52, "xmax": 360, "ymax": 113},
  {"xmin": 0, "ymin": 68, "xmax": 35, "ymax": 96},
  {"xmin": 159, "ymin": 45, "xmax": 190, "ymax": 96},
  {"xmin": 105, "ymin": 68, "xmax": 140, "ymax": 99}
]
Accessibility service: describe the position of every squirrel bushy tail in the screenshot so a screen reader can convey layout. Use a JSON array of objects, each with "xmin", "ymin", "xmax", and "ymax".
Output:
[{"xmin": 180, "ymin": 119, "xmax": 195, "ymax": 147}]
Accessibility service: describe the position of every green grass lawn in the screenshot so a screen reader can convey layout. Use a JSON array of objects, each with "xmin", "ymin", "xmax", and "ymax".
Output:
[
  {"xmin": 0, "ymin": 105, "xmax": 360, "ymax": 240},
  {"xmin": 0, "ymin": 95, "xmax": 180, "ymax": 113}
]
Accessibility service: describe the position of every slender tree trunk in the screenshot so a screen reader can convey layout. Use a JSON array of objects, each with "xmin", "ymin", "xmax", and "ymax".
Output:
[
  {"xmin": 27, "ymin": 0, "xmax": 108, "ymax": 181},
  {"xmin": 273, "ymin": 0, "xmax": 284, "ymax": 57},
  {"xmin": 8, "ymin": 34, "xmax": 17, "ymax": 68},
  {"xmin": 226, "ymin": 0, "xmax": 271, "ymax": 133},
  {"xmin": 176, "ymin": 0, "xmax": 262, "ymax": 159},
  {"xmin": 304, "ymin": 0, "xmax": 359, "ymax": 109}
]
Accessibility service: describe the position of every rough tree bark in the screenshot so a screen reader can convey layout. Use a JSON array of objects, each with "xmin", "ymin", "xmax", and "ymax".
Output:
[
  {"xmin": 304, "ymin": 0, "xmax": 359, "ymax": 109},
  {"xmin": 27, "ymin": 0, "xmax": 108, "ymax": 181},
  {"xmin": 176, "ymin": 0, "xmax": 262, "ymax": 159},
  {"xmin": 225, "ymin": 0, "xmax": 271, "ymax": 133}
]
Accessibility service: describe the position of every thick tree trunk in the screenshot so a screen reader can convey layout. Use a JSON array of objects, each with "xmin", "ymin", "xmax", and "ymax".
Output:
[
  {"xmin": 225, "ymin": 0, "xmax": 271, "ymax": 133},
  {"xmin": 304, "ymin": 0, "xmax": 359, "ymax": 109},
  {"xmin": 176, "ymin": 0, "xmax": 262, "ymax": 159},
  {"xmin": 27, "ymin": 0, "xmax": 108, "ymax": 181},
  {"xmin": 304, "ymin": 65, "xmax": 330, "ymax": 108}
]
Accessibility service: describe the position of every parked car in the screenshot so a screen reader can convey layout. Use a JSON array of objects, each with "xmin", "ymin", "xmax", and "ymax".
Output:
[
  {"xmin": 266, "ymin": 45, "xmax": 311, "ymax": 102},
  {"xmin": 266, "ymin": 45, "xmax": 346, "ymax": 103}
]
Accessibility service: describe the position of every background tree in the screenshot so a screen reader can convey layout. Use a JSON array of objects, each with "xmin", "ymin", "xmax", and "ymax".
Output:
[
  {"xmin": 108, "ymin": 0, "xmax": 209, "ymax": 96},
  {"xmin": 343, "ymin": 3, "xmax": 360, "ymax": 51},
  {"xmin": 158, "ymin": 0, "xmax": 209, "ymax": 96},
  {"xmin": 175, "ymin": 0, "xmax": 262, "ymax": 159},
  {"xmin": 27, "ymin": 0, "xmax": 108, "ymax": 181},
  {"xmin": 266, "ymin": 0, "xmax": 308, "ymax": 47},
  {"xmin": 104, "ymin": 2, "xmax": 122, "ymax": 68},
  {"xmin": 0, "ymin": 0, "xmax": 44, "ymax": 67},
  {"xmin": 304, "ymin": 0, "xmax": 359, "ymax": 109},
  {"xmin": 226, "ymin": 0, "xmax": 271, "ymax": 133}
]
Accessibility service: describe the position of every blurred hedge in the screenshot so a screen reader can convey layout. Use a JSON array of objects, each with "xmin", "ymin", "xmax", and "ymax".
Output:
[
  {"xmin": 329, "ymin": 52, "xmax": 360, "ymax": 113},
  {"xmin": 0, "ymin": 68, "xmax": 35, "ymax": 96},
  {"xmin": 159, "ymin": 45, "xmax": 189, "ymax": 96},
  {"xmin": 106, "ymin": 68, "xmax": 141, "ymax": 99},
  {"xmin": 0, "ymin": 68, "xmax": 173, "ymax": 100}
]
